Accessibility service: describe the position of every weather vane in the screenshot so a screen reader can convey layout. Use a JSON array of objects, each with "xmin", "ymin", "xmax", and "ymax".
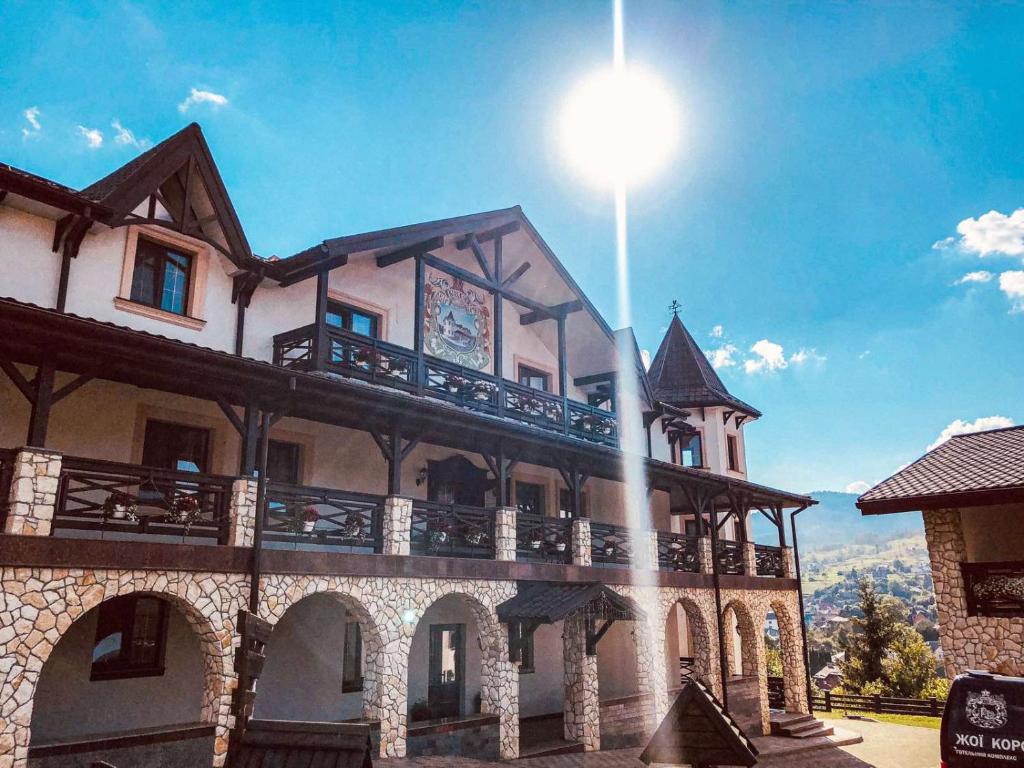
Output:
[{"xmin": 669, "ymin": 299, "xmax": 681, "ymax": 317}]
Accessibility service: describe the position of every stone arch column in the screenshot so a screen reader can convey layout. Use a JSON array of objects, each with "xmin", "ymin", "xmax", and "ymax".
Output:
[
  {"xmin": 563, "ymin": 611, "xmax": 600, "ymax": 751},
  {"xmin": 662, "ymin": 591, "xmax": 720, "ymax": 700},
  {"xmin": 721, "ymin": 604, "xmax": 738, "ymax": 676},
  {"xmin": 771, "ymin": 600, "xmax": 809, "ymax": 714},
  {"xmin": 0, "ymin": 568, "xmax": 244, "ymax": 768},
  {"xmin": 723, "ymin": 598, "xmax": 768, "ymax": 734}
]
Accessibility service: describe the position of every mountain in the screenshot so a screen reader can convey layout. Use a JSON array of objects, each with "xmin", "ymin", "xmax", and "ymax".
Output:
[{"xmin": 791, "ymin": 491, "xmax": 925, "ymax": 553}]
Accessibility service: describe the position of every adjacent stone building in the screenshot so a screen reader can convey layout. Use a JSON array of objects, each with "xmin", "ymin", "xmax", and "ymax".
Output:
[{"xmin": 858, "ymin": 425, "xmax": 1024, "ymax": 678}]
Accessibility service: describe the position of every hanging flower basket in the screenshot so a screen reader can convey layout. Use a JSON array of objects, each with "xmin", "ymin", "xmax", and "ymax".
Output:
[
  {"xmin": 603, "ymin": 543, "xmax": 617, "ymax": 557},
  {"xmin": 428, "ymin": 522, "xmax": 451, "ymax": 549},
  {"xmin": 341, "ymin": 513, "xmax": 364, "ymax": 539},
  {"xmin": 301, "ymin": 505, "xmax": 320, "ymax": 533},
  {"xmin": 466, "ymin": 529, "xmax": 488, "ymax": 547},
  {"xmin": 165, "ymin": 495, "xmax": 203, "ymax": 533},
  {"xmin": 554, "ymin": 540, "xmax": 567, "ymax": 553},
  {"xmin": 102, "ymin": 491, "xmax": 138, "ymax": 521}
]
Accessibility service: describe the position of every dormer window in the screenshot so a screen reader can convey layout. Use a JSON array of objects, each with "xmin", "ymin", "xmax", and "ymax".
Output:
[
  {"xmin": 327, "ymin": 299, "xmax": 380, "ymax": 339},
  {"xmin": 130, "ymin": 237, "xmax": 193, "ymax": 315}
]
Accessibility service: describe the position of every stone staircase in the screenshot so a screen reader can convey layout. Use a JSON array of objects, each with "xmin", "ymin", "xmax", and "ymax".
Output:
[{"xmin": 770, "ymin": 712, "xmax": 834, "ymax": 739}]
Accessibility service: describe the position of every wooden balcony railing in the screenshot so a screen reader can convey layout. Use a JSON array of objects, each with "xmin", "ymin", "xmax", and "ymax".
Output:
[
  {"xmin": 754, "ymin": 544, "xmax": 785, "ymax": 577},
  {"xmin": 263, "ymin": 482, "xmax": 384, "ymax": 552},
  {"xmin": 272, "ymin": 325, "xmax": 618, "ymax": 448},
  {"xmin": 656, "ymin": 532, "xmax": 701, "ymax": 573},
  {"xmin": 962, "ymin": 561, "xmax": 1024, "ymax": 617},
  {"xmin": 54, "ymin": 456, "xmax": 233, "ymax": 543},
  {"xmin": 516, "ymin": 512, "xmax": 572, "ymax": 563},
  {"xmin": 716, "ymin": 540, "xmax": 746, "ymax": 575},
  {"xmin": 409, "ymin": 500, "xmax": 496, "ymax": 559},
  {"xmin": 590, "ymin": 521, "xmax": 638, "ymax": 567},
  {"xmin": 679, "ymin": 656, "xmax": 696, "ymax": 685}
]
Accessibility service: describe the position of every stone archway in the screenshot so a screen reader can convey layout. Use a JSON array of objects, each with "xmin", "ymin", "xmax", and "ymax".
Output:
[
  {"xmin": 664, "ymin": 596, "xmax": 715, "ymax": 693},
  {"xmin": 0, "ymin": 568, "xmax": 244, "ymax": 768},
  {"xmin": 770, "ymin": 599, "xmax": 808, "ymax": 713},
  {"xmin": 256, "ymin": 590, "xmax": 386, "ymax": 725},
  {"xmin": 722, "ymin": 600, "xmax": 759, "ymax": 678}
]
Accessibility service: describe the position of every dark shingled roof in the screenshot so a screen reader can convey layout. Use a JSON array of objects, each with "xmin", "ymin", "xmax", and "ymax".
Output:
[
  {"xmin": 497, "ymin": 581, "xmax": 644, "ymax": 624},
  {"xmin": 647, "ymin": 315, "xmax": 760, "ymax": 417},
  {"xmin": 858, "ymin": 425, "xmax": 1024, "ymax": 515},
  {"xmin": 79, "ymin": 125, "xmax": 187, "ymax": 204}
]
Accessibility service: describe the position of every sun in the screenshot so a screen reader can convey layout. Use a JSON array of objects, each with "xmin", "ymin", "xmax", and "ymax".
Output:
[{"xmin": 559, "ymin": 64, "xmax": 680, "ymax": 190}]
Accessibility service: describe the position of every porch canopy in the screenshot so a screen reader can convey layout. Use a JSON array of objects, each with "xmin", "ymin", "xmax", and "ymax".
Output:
[{"xmin": 497, "ymin": 581, "xmax": 644, "ymax": 658}]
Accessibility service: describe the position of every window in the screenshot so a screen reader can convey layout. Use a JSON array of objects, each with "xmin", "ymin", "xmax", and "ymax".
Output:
[
  {"xmin": 727, "ymin": 435, "xmax": 740, "ymax": 471},
  {"xmin": 129, "ymin": 237, "xmax": 194, "ymax": 316},
  {"xmin": 515, "ymin": 481, "xmax": 545, "ymax": 517},
  {"xmin": 684, "ymin": 518, "xmax": 701, "ymax": 537},
  {"xmin": 558, "ymin": 488, "xmax": 588, "ymax": 519},
  {"xmin": 342, "ymin": 621, "xmax": 363, "ymax": 693},
  {"xmin": 517, "ymin": 364, "xmax": 550, "ymax": 393},
  {"xmin": 326, "ymin": 300, "xmax": 380, "ymax": 338},
  {"xmin": 266, "ymin": 440, "xmax": 301, "ymax": 485},
  {"xmin": 141, "ymin": 420, "xmax": 210, "ymax": 473},
  {"xmin": 91, "ymin": 595, "xmax": 169, "ymax": 680},
  {"xmin": 519, "ymin": 632, "xmax": 536, "ymax": 674},
  {"xmin": 679, "ymin": 433, "xmax": 703, "ymax": 468}
]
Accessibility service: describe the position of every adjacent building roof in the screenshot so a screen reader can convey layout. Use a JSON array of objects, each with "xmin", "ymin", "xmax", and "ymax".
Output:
[
  {"xmin": 496, "ymin": 581, "xmax": 644, "ymax": 624},
  {"xmin": 858, "ymin": 425, "xmax": 1024, "ymax": 515},
  {"xmin": 647, "ymin": 314, "xmax": 761, "ymax": 417}
]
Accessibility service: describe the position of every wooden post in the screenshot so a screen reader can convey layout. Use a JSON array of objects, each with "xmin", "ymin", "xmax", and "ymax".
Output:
[
  {"xmin": 557, "ymin": 315, "xmax": 568, "ymax": 434},
  {"xmin": 239, "ymin": 401, "xmax": 259, "ymax": 476},
  {"xmin": 26, "ymin": 363, "xmax": 55, "ymax": 447},
  {"xmin": 495, "ymin": 443, "xmax": 508, "ymax": 507},
  {"xmin": 825, "ymin": 690, "xmax": 832, "ymax": 713},
  {"xmin": 248, "ymin": 410, "xmax": 272, "ymax": 613},
  {"xmin": 493, "ymin": 237, "xmax": 503, "ymax": 382},
  {"xmin": 873, "ymin": 693, "xmax": 881, "ymax": 714},
  {"xmin": 388, "ymin": 427, "xmax": 403, "ymax": 496},
  {"xmin": 929, "ymin": 696, "xmax": 938, "ymax": 716},
  {"xmin": 776, "ymin": 504, "xmax": 788, "ymax": 548},
  {"xmin": 414, "ymin": 255, "xmax": 425, "ymax": 392},
  {"xmin": 314, "ymin": 270, "xmax": 329, "ymax": 368}
]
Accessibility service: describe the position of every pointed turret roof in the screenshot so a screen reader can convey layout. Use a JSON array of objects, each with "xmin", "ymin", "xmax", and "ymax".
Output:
[{"xmin": 647, "ymin": 314, "xmax": 761, "ymax": 418}]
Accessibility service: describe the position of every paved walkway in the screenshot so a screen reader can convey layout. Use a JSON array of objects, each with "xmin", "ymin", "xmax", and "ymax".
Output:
[{"xmin": 380, "ymin": 718, "xmax": 939, "ymax": 768}]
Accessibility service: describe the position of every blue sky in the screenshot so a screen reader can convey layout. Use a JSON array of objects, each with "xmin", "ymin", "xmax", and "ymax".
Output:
[{"xmin": 2, "ymin": 1, "xmax": 1021, "ymax": 494}]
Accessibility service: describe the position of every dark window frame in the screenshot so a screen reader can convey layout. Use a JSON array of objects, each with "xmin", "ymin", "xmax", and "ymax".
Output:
[
  {"xmin": 266, "ymin": 439, "xmax": 302, "ymax": 485},
  {"xmin": 129, "ymin": 236, "xmax": 195, "ymax": 316},
  {"xmin": 519, "ymin": 632, "xmax": 536, "ymax": 674},
  {"xmin": 515, "ymin": 481, "xmax": 545, "ymax": 517},
  {"xmin": 680, "ymin": 433, "xmax": 704, "ymax": 469},
  {"xmin": 90, "ymin": 595, "xmax": 169, "ymax": 681},
  {"xmin": 326, "ymin": 299, "xmax": 381, "ymax": 339},
  {"xmin": 727, "ymin": 434, "xmax": 740, "ymax": 471},
  {"xmin": 342, "ymin": 621, "xmax": 364, "ymax": 693},
  {"xmin": 558, "ymin": 488, "xmax": 588, "ymax": 519},
  {"xmin": 517, "ymin": 364, "xmax": 551, "ymax": 393},
  {"xmin": 141, "ymin": 419, "xmax": 211, "ymax": 474}
]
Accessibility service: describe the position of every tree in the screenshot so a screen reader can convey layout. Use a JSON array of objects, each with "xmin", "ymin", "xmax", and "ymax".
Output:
[
  {"xmin": 840, "ymin": 579, "xmax": 904, "ymax": 690},
  {"xmin": 882, "ymin": 625, "xmax": 936, "ymax": 698},
  {"xmin": 764, "ymin": 635, "xmax": 783, "ymax": 677}
]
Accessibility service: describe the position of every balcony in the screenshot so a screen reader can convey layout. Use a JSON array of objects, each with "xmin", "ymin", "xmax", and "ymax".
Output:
[
  {"xmin": 962, "ymin": 561, "xmax": 1024, "ymax": 617},
  {"xmin": 272, "ymin": 324, "xmax": 618, "ymax": 448}
]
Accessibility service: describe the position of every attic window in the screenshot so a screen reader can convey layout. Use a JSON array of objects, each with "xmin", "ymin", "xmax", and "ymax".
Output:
[{"xmin": 130, "ymin": 237, "xmax": 194, "ymax": 315}]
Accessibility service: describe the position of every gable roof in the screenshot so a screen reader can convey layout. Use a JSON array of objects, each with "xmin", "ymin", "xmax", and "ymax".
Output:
[
  {"xmin": 497, "ymin": 581, "xmax": 644, "ymax": 624},
  {"xmin": 647, "ymin": 314, "xmax": 760, "ymax": 417},
  {"xmin": 1, "ymin": 123, "xmax": 257, "ymax": 269},
  {"xmin": 858, "ymin": 425, "xmax": 1024, "ymax": 515}
]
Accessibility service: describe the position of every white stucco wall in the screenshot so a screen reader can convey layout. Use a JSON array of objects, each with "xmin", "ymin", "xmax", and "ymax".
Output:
[
  {"xmin": 518, "ymin": 622, "xmax": 566, "ymax": 718},
  {"xmin": 31, "ymin": 601, "xmax": 205, "ymax": 741},
  {"xmin": 0, "ymin": 206, "xmax": 60, "ymax": 307},
  {"xmin": 407, "ymin": 595, "xmax": 482, "ymax": 718},
  {"xmin": 596, "ymin": 621, "xmax": 641, "ymax": 700}
]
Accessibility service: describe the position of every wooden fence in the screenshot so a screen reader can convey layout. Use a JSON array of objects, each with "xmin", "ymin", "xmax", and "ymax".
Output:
[{"xmin": 812, "ymin": 690, "xmax": 944, "ymax": 717}]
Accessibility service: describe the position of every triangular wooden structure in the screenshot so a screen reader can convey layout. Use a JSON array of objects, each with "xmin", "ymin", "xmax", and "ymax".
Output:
[
  {"xmin": 79, "ymin": 123, "xmax": 254, "ymax": 268},
  {"xmin": 640, "ymin": 679, "xmax": 758, "ymax": 767}
]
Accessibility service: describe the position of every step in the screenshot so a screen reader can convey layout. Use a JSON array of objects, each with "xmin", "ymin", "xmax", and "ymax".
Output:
[
  {"xmin": 517, "ymin": 739, "xmax": 585, "ymax": 758},
  {"xmin": 785, "ymin": 724, "xmax": 835, "ymax": 739},
  {"xmin": 770, "ymin": 712, "xmax": 815, "ymax": 727}
]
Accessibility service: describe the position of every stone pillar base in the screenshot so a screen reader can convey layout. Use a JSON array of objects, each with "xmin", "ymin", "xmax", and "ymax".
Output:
[
  {"xmin": 4, "ymin": 448, "xmax": 62, "ymax": 536},
  {"xmin": 697, "ymin": 536, "xmax": 714, "ymax": 574},
  {"xmin": 382, "ymin": 496, "xmax": 412, "ymax": 556},
  {"xmin": 494, "ymin": 507, "xmax": 516, "ymax": 562},
  {"xmin": 742, "ymin": 542, "xmax": 757, "ymax": 576},
  {"xmin": 572, "ymin": 518, "xmax": 592, "ymax": 567},
  {"xmin": 227, "ymin": 478, "xmax": 258, "ymax": 547},
  {"xmin": 563, "ymin": 613, "xmax": 600, "ymax": 750}
]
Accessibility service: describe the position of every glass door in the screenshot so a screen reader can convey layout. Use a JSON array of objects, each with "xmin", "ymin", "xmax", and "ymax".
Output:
[{"xmin": 428, "ymin": 623, "xmax": 464, "ymax": 719}]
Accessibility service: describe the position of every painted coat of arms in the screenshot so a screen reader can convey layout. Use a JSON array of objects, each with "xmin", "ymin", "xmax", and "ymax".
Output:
[
  {"xmin": 423, "ymin": 269, "xmax": 492, "ymax": 371},
  {"xmin": 966, "ymin": 690, "xmax": 1008, "ymax": 730}
]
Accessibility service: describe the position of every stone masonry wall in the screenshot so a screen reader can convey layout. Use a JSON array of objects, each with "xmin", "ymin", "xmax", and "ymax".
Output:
[{"xmin": 924, "ymin": 508, "xmax": 1024, "ymax": 676}]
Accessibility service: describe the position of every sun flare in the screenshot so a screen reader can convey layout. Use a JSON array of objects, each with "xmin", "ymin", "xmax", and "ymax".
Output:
[{"xmin": 559, "ymin": 64, "xmax": 680, "ymax": 189}]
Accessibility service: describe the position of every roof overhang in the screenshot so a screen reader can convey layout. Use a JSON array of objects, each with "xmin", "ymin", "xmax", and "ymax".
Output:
[
  {"xmin": 497, "ymin": 581, "xmax": 645, "ymax": 625},
  {"xmin": 858, "ymin": 486, "xmax": 1024, "ymax": 515}
]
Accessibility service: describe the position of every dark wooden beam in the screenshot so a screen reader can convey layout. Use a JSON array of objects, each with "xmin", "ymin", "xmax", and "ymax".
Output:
[
  {"xmin": 493, "ymin": 237, "xmax": 503, "ymax": 381},
  {"xmin": 475, "ymin": 220, "xmax": 520, "ymax": 243},
  {"xmin": 278, "ymin": 251, "xmax": 348, "ymax": 288},
  {"xmin": 455, "ymin": 233, "xmax": 493, "ymax": 282},
  {"xmin": 51, "ymin": 373, "xmax": 93, "ymax": 404},
  {"xmin": 413, "ymin": 256, "xmax": 425, "ymax": 357},
  {"xmin": 239, "ymin": 401, "xmax": 259, "ymax": 476},
  {"xmin": 0, "ymin": 355, "xmax": 36, "ymax": 403},
  {"xmin": 557, "ymin": 316, "xmax": 567, "ymax": 398},
  {"xmin": 422, "ymin": 254, "xmax": 496, "ymax": 292},
  {"xmin": 376, "ymin": 236, "xmax": 445, "ymax": 268},
  {"xmin": 501, "ymin": 261, "xmax": 530, "ymax": 289},
  {"xmin": 216, "ymin": 396, "xmax": 246, "ymax": 436},
  {"xmin": 26, "ymin": 363, "xmax": 55, "ymax": 447},
  {"xmin": 574, "ymin": 371, "xmax": 616, "ymax": 387},
  {"xmin": 313, "ymin": 271, "xmax": 330, "ymax": 368},
  {"xmin": 586, "ymin": 617, "xmax": 615, "ymax": 655},
  {"xmin": 519, "ymin": 299, "xmax": 583, "ymax": 326}
]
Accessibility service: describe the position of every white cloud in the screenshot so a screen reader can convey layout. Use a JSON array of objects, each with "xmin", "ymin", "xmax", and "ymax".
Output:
[
  {"xmin": 932, "ymin": 236, "xmax": 956, "ymax": 252},
  {"xmin": 790, "ymin": 347, "xmax": 826, "ymax": 365},
  {"xmin": 111, "ymin": 119, "xmax": 151, "ymax": 149},
  {"xmin": 858, "ymin": 350, "xmax": 871, "ymax": 360},
  {"xmin": 744, "ymin": 339, "xmax": 787, "ymax": 374},
  {"xmin": 845, "ymin": 480, "xmax": 871, "ymax": 495},
  {"xmin": 953, "ymin": 209, "xmax": 1024, "ymax": 257},
  {"xmin": 705, "ymin": 344, "xmax": 737, "ymax": 370},
  {"xmin": 709, "ymin": 325, "xmax": 724, "ymax": 338},
  {"xmin": 928, "ymin": 416, "xmax": 1015, "ymax": 451},
  {"xmin": 999, "ymin": 270, "xmax": 1024, "ymax": 313},
  {"xmin": 956, "ymin": 270, "xmax": 994, "ymax": 285},
  {"xmin": 76, "ymin": 125, "xmax": 103, "ymax": 149},
  {"xmin": 21, "ymin": 106, "xmax": 41, "ymax": 139},
  {"xmin": 178, "ymin": 87, "xmax": 228, "ymax": 114}
]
